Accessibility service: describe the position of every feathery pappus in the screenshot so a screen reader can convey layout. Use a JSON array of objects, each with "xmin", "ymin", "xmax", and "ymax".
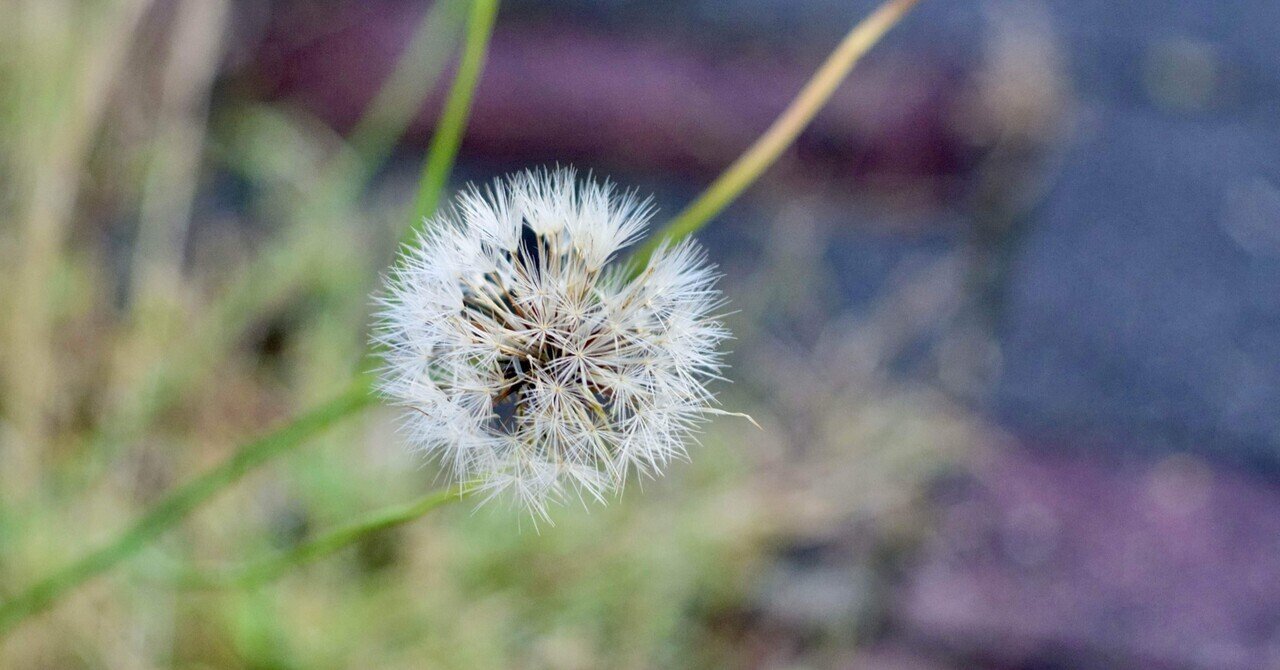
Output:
[{"xmin": 374, "ymin": 168, "xmax": 731, "ymax": 517}]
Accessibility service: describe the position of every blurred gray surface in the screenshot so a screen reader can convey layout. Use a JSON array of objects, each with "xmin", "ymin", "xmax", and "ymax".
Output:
[{"xmin": 992, "ymin": 1, "xmax": 1280, "ymax": 464}]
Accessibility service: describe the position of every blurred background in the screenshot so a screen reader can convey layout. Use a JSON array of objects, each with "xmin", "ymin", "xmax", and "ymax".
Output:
[{"xmin": 2, "ymin": 0, "xmax": 1279, "ymax": 667}]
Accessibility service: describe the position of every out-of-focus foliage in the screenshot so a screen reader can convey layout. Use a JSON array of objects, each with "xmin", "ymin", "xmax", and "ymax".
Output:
[{"xmin": 4, "ymin": 0, "xmax": 1182, "ymax": 667}]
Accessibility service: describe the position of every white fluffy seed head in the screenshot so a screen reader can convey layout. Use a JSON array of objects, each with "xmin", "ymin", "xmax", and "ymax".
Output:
[{"xmin": 374, "ymin": 168, "xmax": 729, "ymax": 517}]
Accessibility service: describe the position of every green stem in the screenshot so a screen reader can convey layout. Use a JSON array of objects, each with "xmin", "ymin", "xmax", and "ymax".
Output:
[
  {"xmin": 94, "ymin": 0, "xmax": 467, "ymax": 455},
  {"xmin": 341, "ymin": 0, "xmax": 467, "ymax": 194},
  {"xmin": 405, "ymin": 0, "xmax": 500, "ymax": 244},
  {"xmin": 0, "ymin": 380, "xmax": 377, "ymax": 637},
  {"xmin": 175, "ymin": 486, "xmax": 465, "ymax": 589},
  {"xmin": 630, "ymin": 0, "xmax": 921, "ymax": 270}
]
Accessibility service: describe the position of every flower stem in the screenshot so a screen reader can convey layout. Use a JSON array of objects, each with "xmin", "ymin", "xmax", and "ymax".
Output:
[
  {"xmin": 406, "ymin": 0, "xmax": 501, "ymax": 244},
  {"xmin": 0, "ymin": 380, "xmax": 377, "ymax": 637},
  {"xmin": 174, "ymin": 486, "xmax": 465, "ymax": 588},
  {"xmin": 631, "ymin": 0, "xmax": 921, "ymax": 269}
]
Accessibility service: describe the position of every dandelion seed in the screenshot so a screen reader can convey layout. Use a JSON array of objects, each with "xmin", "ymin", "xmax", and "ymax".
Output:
[{"xmin": 374, "ymin": 168, "xmax": 730, "ymax": 517}]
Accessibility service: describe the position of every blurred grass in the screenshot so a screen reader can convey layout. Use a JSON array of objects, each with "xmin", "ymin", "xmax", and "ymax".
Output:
[
  {"xmin": 207, "ymin": 437, "xmax": 767, "ymax": 670},
  {"xmin": 0, "ymin": 0, "xmax": 488, "ymax": 637},
  {"xmin": 0, "ymin": 0, "xmax": 977, "ymax": 667}
]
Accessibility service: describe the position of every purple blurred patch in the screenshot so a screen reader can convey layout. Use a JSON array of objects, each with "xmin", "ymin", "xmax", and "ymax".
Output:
[
  {"xmin": 897, "ymin": 445, "xmax": 1280, "ymax": 669},
  {"xmin": 243, "ymin": 2, "xmax": 974, "ymax": 191}
]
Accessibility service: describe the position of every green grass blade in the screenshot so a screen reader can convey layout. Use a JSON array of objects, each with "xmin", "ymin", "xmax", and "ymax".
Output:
[
  {"xmin": 0, "ymin": 380, "xmax": 378, "ymax": 637},
  {"xmin": 176, "ymin": 486, "xmax": 465, "ymax": 589},
  {"xmin": 629, "ymin": 0, "xmax": 921, "ymax": 271},
  {"xmin": 405, "ymin": 0, "xmax": 500, "ymax": 244}
]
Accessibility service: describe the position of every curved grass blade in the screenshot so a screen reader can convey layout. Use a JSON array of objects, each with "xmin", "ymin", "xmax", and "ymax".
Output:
[
  {"xmin": 630, "ymin": 0, "xmax": 922, "ymax": 271},
  {"xmin": 173, "ymin": 486, "xmax": 465, "ymax": 589},
  {"xmin": 0, "ymin": 380, "xmax": 377, "ymax": 637}
]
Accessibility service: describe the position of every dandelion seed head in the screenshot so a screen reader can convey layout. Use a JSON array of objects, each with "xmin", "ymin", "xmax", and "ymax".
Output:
[{"xmin": 375, "ymin": 168, "xmax": 729, "ymax": 517}]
